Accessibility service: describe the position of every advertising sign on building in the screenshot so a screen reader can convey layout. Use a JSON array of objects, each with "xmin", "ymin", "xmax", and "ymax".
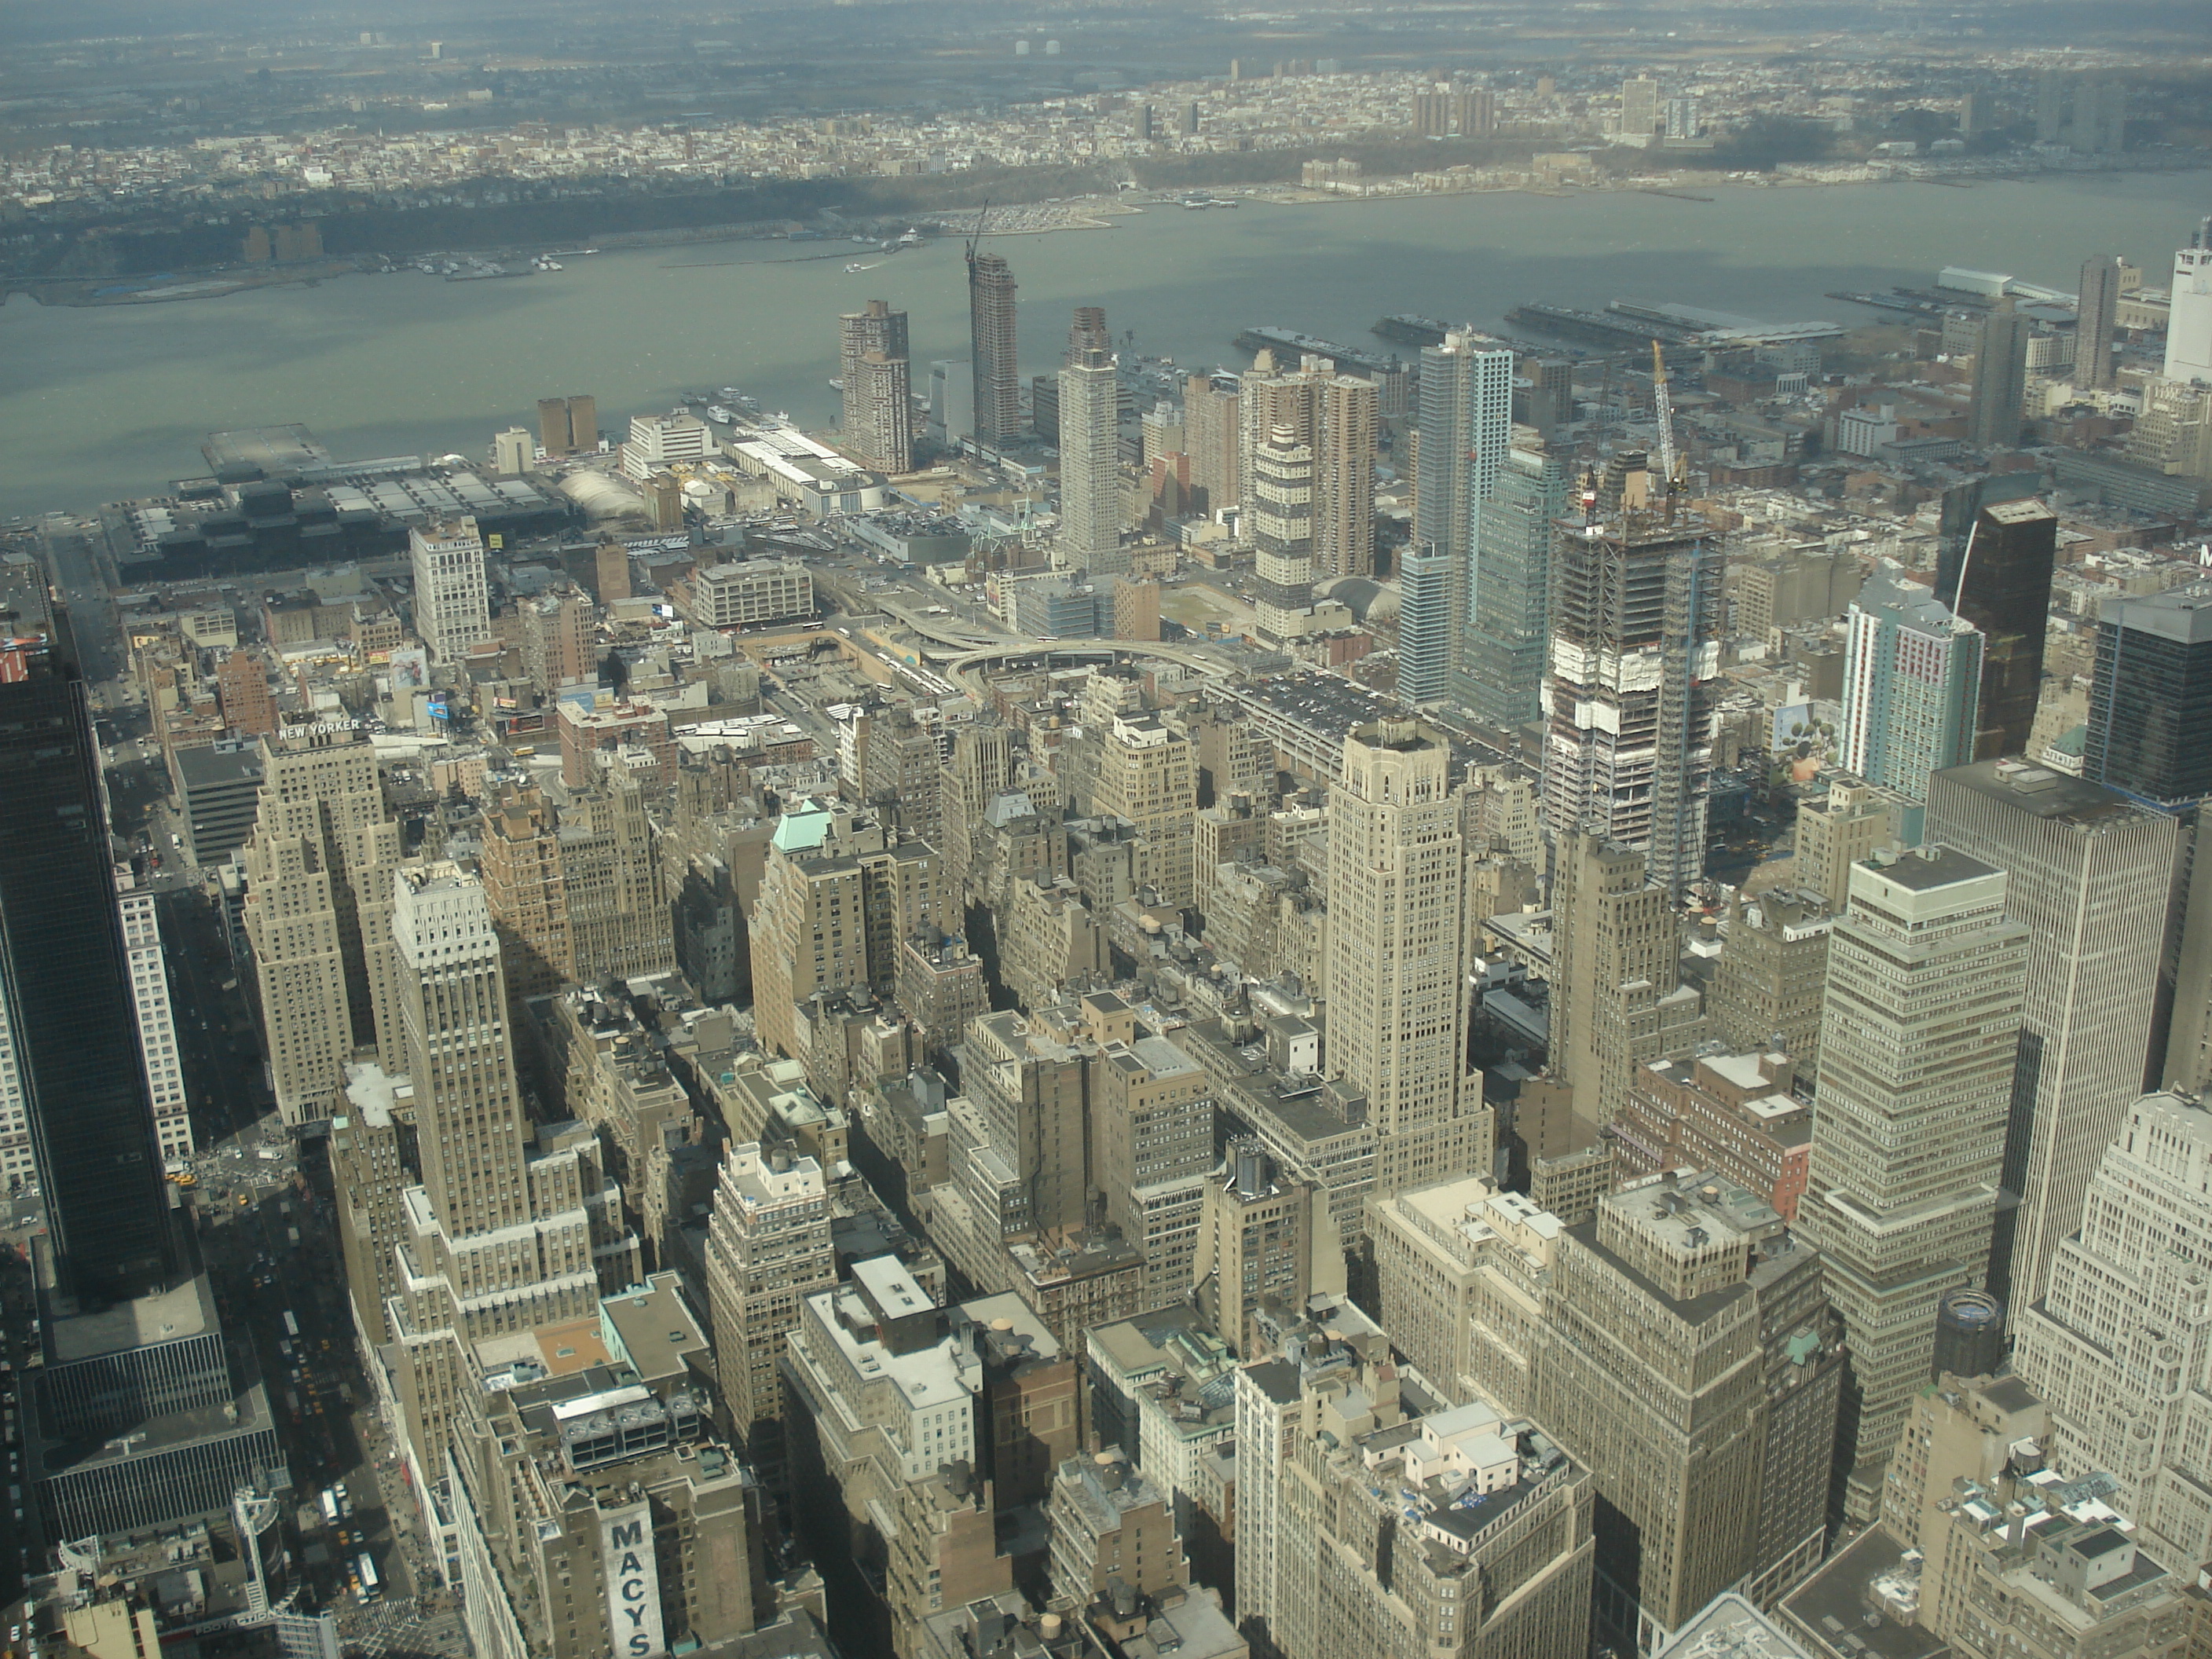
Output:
[{"xmin": 600, "ymin": 1503, "xmax": 665, "ymax": 1658}]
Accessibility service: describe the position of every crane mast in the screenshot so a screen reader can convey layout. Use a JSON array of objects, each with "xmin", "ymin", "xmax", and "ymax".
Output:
[{"xmin": 1650, "ymin": 339, "xmax": 1678, "ymax": 504}]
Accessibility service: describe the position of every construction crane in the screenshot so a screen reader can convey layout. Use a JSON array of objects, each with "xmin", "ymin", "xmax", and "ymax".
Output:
[
  {"xmin": 964, "ymin": 200, "xmax": 992, "ymax": 267},
  {"xmin": 1650, "ymin": 339, "xmax": 1678, "ymax": 503}
]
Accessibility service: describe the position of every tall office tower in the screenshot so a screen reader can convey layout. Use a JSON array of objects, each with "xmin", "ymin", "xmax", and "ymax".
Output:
[
  {"xmin": 703, "ymin": 1141, "xmax": 837, "ymax": 1485},
  {"xmin": 1621, "ymin": 75, "xmax": 1661, "ymax": 137},
  {"xmin": 1249, "ymin": 422, "xmax": 1317, "ymax": 640},
  {"xmin": 967, "ymin": 250, "xmax": 1020, "ymax": 446},
  {"xmin": 478, "ymin": 775, "xmax": 672, "ymax": 1012},
  {"xmin": 1415, "ymin": 331, "xmax": 1515, "ymax": 706},
  {"xmin": 1068, "ymin": 305, "xmax": 1109, "ymax": 358},
  {"xmin": 1239, "ymin": 1336, "xmax": 1596, "ymax": 1659},
  {"xmin": 1464, "ymin": 445, "xmax": 1569, "ymax": 731},
  {"xmin": 537, "ymin": 395, "xmax": 571, "ymax": 456},
  {"xmin": 1396, "ymin": 541, "xmax": 1452, "ymax": 704},
  {"xmin": 1795, "ymin": 847, "xmax": 2027, "ymax": 1519},
  {"xmin": 1543, "ymin": 511, "xmax": 1722, "ymax": 898},
  {"xmin": 1057, "ymin": 345, "xmax": 1124, "ymax": 576},
  {"xmin": 215, "ymin": 647, "xmax": 275, "ymax": 736},
  {"xmin": 518, "ymin": 588, "xmax": 595, "ymax": 695},
  {"xmin": 1089, "ymin": 713, "xmax": 1196, "ymax": 906},
  {"xmin": 0, "ymin": 623, "xmax": 175, "ymax": 1304},
  {"xmin": 840, "ymin": 298, "xmax": 912, "ymax": 466},
  {"xmin": 564, "ymin": 393, "xmax": 597, "ymax": 454},
  {"xmin": 384, "ymin": 864, "xmax": 630, "ymax": 1503},
  {"xmin": 1326, "ymin": 719, "xmax": 1488, "ymax": 1197},
  {"xmin": 928, "ymin": 358, "xmax": 976, "ymax": 452},
  {"xmin": 1941, "ymin": 497, "xmax": 2057, "ymax": 760},
  {"xmin": 2166, "ymin": 217, "xmax": 2212, "ymax": 385},
  {"xmin": 2013, "ymin": 1091, "xmax": 2212, "ymax": 1572},
  {"xmin": 1547, "ymin": 832, "xmax": 1701, "ymax": 1131},
  {"xmin": 1708, "ymin": 886, "xmax": 1833, "ymax": 1074},
  {"xmin": 1192, "ymin": 1141, "xmax": 1340, "ymax": 1357},
  {"xmin": 1532, "ymin": 1173, "xmax": 1842, "ymax": 1646},
  {"xmin": 2088, "ymin": 582, "xmax": 2212, "ymax": 807},
  {"xmin": 119, "ymin": 870, "xmax": 192, "ymax": 1163},
  {"xmin": 748, "ymin": 803, "xmax": 942, "ymax": 1062},
  {"xmin": 938, "ymin": 722, "xmax": 1015, "ymax": 902},
  {"xmin": 1183, "ymin": 372, "xmax": 1240, "ymax": 516},
  {"xmin": 2078, "ymin": 255, "xmax": 2124, "ymax": 390},
  {"xmin": 1925, "ymin": 761, "xmax": 2177, "ymax": 1309},
  {"xmin": 1968, "ymin": 301, "xmax": 2031, "ymax": 448},
  {"xmin": 243, "ymin": 723, "xmax": 405, "ymax": 1124},
  {"xmin": 1837, "ymin": 564, "xmax": 1984, "ymax": 800},
  {"xmin": 1793, "ymin": 779, "xmax": 1896, "ymax": 912},
  {"xmin": 408, "ymin": 514, "xmax": 491, "ymax": 661},
  {"xmin": 1314, "ymin": 371, "xmax": 1377, "ymax": 579}
]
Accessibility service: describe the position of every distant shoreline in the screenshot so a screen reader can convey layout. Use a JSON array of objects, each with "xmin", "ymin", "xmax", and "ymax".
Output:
[{"xmin": 2, "ymin": 152, "xmax": 2203, "ymax": 316}]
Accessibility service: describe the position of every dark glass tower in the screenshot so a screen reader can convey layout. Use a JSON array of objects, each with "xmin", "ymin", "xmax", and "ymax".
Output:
[
  {"xmin": 1941, "ymin": 497, "xmax": 2056, "ymax": 761},
  {"xmin": 0, "ymin": 617, "xmax": 175, "ymax": 1304},
  {"xmin": 2087, "ymin": 582, "xmax": 2212, "ymax": 807}
]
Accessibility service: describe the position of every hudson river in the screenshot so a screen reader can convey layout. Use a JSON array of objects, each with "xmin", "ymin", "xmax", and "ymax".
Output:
[{"xmin": 1, "ymin": 169, "xmax": 2206, "ymax": 521}]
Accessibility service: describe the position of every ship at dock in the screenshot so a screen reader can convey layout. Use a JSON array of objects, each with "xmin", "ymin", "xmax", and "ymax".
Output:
[{"xmin": 1372, "ymin": 314, "xmax": 1453, "ymax": 348}]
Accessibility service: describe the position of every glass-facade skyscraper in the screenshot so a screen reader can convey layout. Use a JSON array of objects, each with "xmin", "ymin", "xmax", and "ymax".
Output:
[
  {"xmin": 1464, "ymin": 445, "xmax": 1569, "ymax": 731},
  {"xmin": 0, "ymin": 617, "xmax": 175, "ymax": 1304},
  {"xmin": 2087, "ymin": 580, "xmax": 2212, "ymax": 807}
]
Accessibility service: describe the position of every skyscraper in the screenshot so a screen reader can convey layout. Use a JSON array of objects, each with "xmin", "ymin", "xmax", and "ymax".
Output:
[
  {"xmin": 384, "ymin": 863, "xmax": 632, "ymax": 1502},
  {"xmin": 1248, "ymin": 421, "xmax": 1317, "ymax": 640},
  {"xmin": 2077, "ymin": 255, "xmax": 2124, "ymax": 391},
  {"xmin": 2012, "ymin": 1091, "xmax": 2212, "ymax": 1572},
  {"xmin": 1621, "ymin": 75, "xmax": 1661, "ymax": 138},
  {"xmin": 408, "ymin": 514, "xmax": 492, "ymax": 661},
  {"xmin": 1543, "ymin": 509, "xmax": 1722, "ymax": 898},
  {"xmin": 1314, "ymin": 371, "xmax": 1377, "ymax": 580},
  {"xmin": 1968, "ymin": 301, "xmax": 2030, "ymax": 448},
  {"xmin": 1943, "ymin": 497, "xmax": 2057, "ymax": 760},
  {"xmin": 967, "ymin": 249, "xmax": 1020, "ymax": 447},
  {"xmin": 242, "ymin": 724, "xmax": 405, "ymax": 1126},
  {"xmin": 1057, "ymin": 340, "xmax": 1123, "ymax": 575},
  {"xmin": 1925, "ymin": 760, "xmax": 2178, "ymax": 1309},
  {"xmin": 1414, "ymin": 331, "xmax": 1514, "ymax": 708},
  {"xmin": 2166, "ymin": 216, "xmax": 2212, "ymax": 386},
  {"xmin": 1532, "ymin": 1172, "xmax": 1841, "ymax": 1645},
  {"xmin": 1395, "ymin": 541, "xmax": 1452, "ymax": 705},
  {"xmin": 2086, "ymin": 580, "xmax": 2212, "ymax": 806},
  {"xmin": 839, "ymin": 299, "xmax": 913, "ymax": 474},
  {"xmin": 1183, "ymin": 372, "xmax": 1240, "ymax": 518},
  {"xmin": 0, "ymin": 621, "xmax": 175, "ymax": 1304},
  {"xmin": 1325, "ymin": 718, "xmax": 1488, "ymax": 1197},
  {"xmin": 1464, "ymin": 445, "xmax": 1569, "ymax": 731},
  {"xmin": 1837, "ymin": 563, "xmax": 1983, "ymax": 800},
  {"xmin": 1795, "ymin": 847, "xmax": 2027, "ymax": 1518}
]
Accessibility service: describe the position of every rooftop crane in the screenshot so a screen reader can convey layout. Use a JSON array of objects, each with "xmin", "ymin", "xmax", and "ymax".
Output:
[{"xmin": 1650, "ymin": 339, "xmax": 1679, "ymax": 511}]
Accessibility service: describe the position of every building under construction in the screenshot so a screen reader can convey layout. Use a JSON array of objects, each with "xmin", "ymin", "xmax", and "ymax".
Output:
[{"xmin": 1541, "ymin": 466, "xmax": 1722, "ymax": 899}]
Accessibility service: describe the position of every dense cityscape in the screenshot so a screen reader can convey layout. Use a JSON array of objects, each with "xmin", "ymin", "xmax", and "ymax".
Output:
[{"xmin": 4, "ymin": 3, "xmax": 2212, "ymax": 1659}]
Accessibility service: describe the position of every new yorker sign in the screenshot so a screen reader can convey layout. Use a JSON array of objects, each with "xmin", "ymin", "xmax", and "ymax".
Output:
[{"xmin": 601, "ymin": 1503, "xmax": 665, "ymax": 1658}]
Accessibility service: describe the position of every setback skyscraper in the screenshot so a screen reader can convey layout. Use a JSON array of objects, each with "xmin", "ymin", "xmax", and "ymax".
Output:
[
  {"xmin": 0, "ymin": 621, "xmax": 175, "ymax": 1304},
  {"xmin": 1795, "ymin": 847, "xmax": 2027, "ymax": 1519},
  {"xmin": 967, "ymin": 249, "xmax": 1020, "ymax": 447},
  {"xmin": 2164, "ymin": 215, "xmax": 2212, "ymax": 385},
  {"xmin": 1325, "ymin": 718, "xmax": 1487, "ymax": 1197}
]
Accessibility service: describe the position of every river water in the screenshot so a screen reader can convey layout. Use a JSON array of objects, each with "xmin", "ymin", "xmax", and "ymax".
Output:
[{"xmin": 1, "ymin": 169, "xmax": 2206, "ymax": 522}]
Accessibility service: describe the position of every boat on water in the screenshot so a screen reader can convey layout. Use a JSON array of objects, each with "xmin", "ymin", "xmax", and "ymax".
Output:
[
  {"xmin": 706, "ymin": 406, "xmax": 734, "ymax": 424},
  {"xmin": 826, "ymin": 379, "xmax": 844, "ymax": 393}
]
